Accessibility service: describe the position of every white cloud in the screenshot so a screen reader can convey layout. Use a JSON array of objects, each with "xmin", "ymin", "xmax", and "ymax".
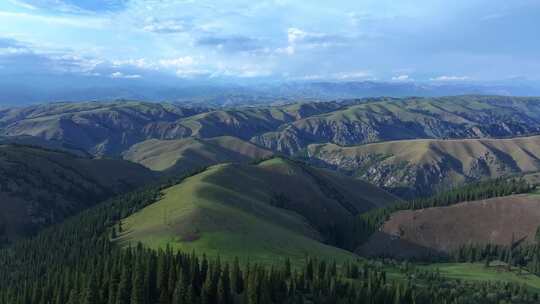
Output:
[
  {"xmin": 280, "ymin": 27, "xmax": 348, "ymax": 55},
  {"xmin": 112, "ymin": 56, "xmax": 198, "ymax": 72},
  {"xmin": 391, "ymin": 74, "xmax": 411, "ymax": 81},
  {"xmin": 112, "ymin": 58, "xmax": 155, "ymax": 70},
  {"xmin": 430, "ymin": 75, "xmax": 470, "ymax": 81},
  {"xmin": 287, "ymin": 28, "xmax": 307, "ymax": 44},
  {"xmin": 293, "ymin": 71, "xmax": 373, "ymax": 81},
  {"xmin": 336, "ymin": 71, "xmax": 372, "ymax": 80},
  {"xmin": 7, "ymin": 0, "xmax": 38, "ymax": 10},
  {"xmin": 0, "ymin": 47, "xmax": 31, "ymax": 55},
  {"xmin": 0, "ymin": 11, "xmax": 106, "ymax": 29},
  {"xmin": 275, "ymin": 45, "xmax": 295, "ymax": 55},
  {"xmin": 142, "ymin": 18, "xmax": 187, "ymax": 34},
  {"xmin": 110, "ymin": 72, "xmax": 141, "ymax": 79},
  {"xmin": 159, "ymin": 56, "xmax": 196, "ymax": 68}
]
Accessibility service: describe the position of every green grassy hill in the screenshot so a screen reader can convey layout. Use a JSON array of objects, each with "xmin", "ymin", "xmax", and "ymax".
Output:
[
  {"xmin": 118, "ymin": 158, "xmax": 401, "ymax": 263},
  {"xmin": 122, "ymin": 136, "xmax": 273, "ymax": 174},
  {"xmin": 0, "ymin": 144, "xmax": 154, "ymax": 242},
  {"xmin": 308, "ymin": 135, "xmax": 540, "ymax": 196}
]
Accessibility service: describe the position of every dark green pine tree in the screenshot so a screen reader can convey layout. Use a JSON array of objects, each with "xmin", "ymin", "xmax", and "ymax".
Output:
[
  {"xmin": 159, "ymin": 288, "xmax": 170, "ymax": 304},
  {"xmin": 200, "ymin": 274, "xmax": 215, "ymax": 304},
  {"xmin": 66, "ymin": 290, "xmax": 79, "ymax": 304},
  {"xmin": 116, "ymin": 266, "xmax": 132, "ymax": 304},
  {"xmin": 83, "ymin": 273, "xmax": 99, "ymax": 304},
  {"xmin": 131, "ymin": 263, "xmax": 146, "ymax": 304},
  {"xmin": 217, "ymin": 265, "xmax": 232, "ymax": 304},
  {"xmin": 284, "ymin": 258, "xmax": 292, "ymax": 279},
  {"xmin": 107, "ymin": 267, "xmax": 120, "ymax": 304},
  {"xmin": 172, "ymin": 275, "xmax": 187, "ymax": 304},
  {"xmin": 185, "ymin": 286, "xmax": 197, "ymax": 304},
  {"xmin": 231, "ymin": 257, "xmax": 244, "ymax": 295}
]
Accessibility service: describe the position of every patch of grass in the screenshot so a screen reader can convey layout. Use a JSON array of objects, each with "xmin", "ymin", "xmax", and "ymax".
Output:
[{"xmin": 420, "ymin": 262, "xmax": 540, "ymax": 292}]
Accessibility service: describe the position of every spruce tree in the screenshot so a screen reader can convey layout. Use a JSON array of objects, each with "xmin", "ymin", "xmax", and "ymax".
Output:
[
  {"xmin": 217, "ymin": 265, "xmax": 231, "ymax": 304},
  {"xmin": 83, "ymin": 274, "xmax": 99, "ymax": 304},
  {"xmin": 116, "ymin": 266, "xmax": 131, "ymax": 304},
  {"xmin": 131, "ymin": 263, "xmax": 146, "ymax": 304}
]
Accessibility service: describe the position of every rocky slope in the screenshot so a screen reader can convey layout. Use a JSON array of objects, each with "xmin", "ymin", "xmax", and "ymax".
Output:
[
  {"xmin": 252, "ymin": 96, "xmax": 540, "ymax": 154},
  {"xmin": 307, "ymin": 135, "xmax": 540, "ymax": 196}
]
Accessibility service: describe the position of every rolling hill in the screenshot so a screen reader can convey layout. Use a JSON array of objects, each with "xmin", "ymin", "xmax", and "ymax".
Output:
[
  {"xmin": 0, "ymin": 144, "xmax": 154, "ymax": 242},
  {"xmin": 0, "ymin": 101, "xmax": 340, "ymax": 157},
  {"xmin": 117, "ymin": 158, "xmax": 401, "ymax": 263},
  {"xmin": 0, "ymin": 101, "xmax": 208, "ymax": 156},
  {"xmin": 252, "ymin": 96, "xmax": 540, "ymax": 154},
  {"xmin": 123, "ymin": 136, "xmax": 273, "ymax": 173},
  {"xmin": 359, "ymin": 193, "xmax": 540, "ymax": 259},
  {"xmin": 307, "ymin": 135, "xmax": 540, "ymax": 196},
  {"xmin": 3, "ymin": 96, "xmax": 540, "ymax": 165}
]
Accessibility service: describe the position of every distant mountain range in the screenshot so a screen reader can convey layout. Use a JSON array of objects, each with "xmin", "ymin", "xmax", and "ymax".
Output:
[
  {"xmin": 2, "ymin": 80, "xmax": 540, "ymax": 106},
  {"xmin": 3, "ymin": 95, "xmax": 540, "ymax": 197}
]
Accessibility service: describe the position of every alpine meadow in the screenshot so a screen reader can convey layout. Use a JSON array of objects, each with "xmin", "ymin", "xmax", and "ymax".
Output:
[{"xmin": 2, "ymin": 1, "xmax": 540, "ymax": 303}]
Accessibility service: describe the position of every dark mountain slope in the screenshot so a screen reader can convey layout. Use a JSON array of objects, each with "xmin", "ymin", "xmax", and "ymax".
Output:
[
  {"xmin": 0, "ymin": 101, "xmax": 208, "ymax": 156},
  {"xmin": 0, "ymin": 144, "xmax": 154, "ymax": 242},
  {"xmin": 0, "ymin": 101, "xmax": 339, "ymax": 156}
]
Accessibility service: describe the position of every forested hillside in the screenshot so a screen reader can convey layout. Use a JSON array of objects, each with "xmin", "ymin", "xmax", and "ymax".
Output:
[
  {"xmin": 0, "ymin": 144, "xmax": 153, "ymax": 242},
  {"xmin": 1, "ymin": 168, "xmax": 537, "ymax": 304}
]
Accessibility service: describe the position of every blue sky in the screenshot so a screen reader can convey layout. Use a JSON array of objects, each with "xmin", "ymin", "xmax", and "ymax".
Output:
[{"xmin": 1, "ymin": 0, "xmax": 539, "ymax": 84}]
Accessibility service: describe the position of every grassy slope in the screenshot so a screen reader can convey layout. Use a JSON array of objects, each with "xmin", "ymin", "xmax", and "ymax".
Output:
[
  {"xmin": 421, "ymin": 263, "xmax": 540, "ymax": 292},
  {"xmin": 123, "ymin": 136, "xmax": 273, "ymax": 173},
  {"xmin": 308, "ymin": 135, "xmax": 540, "ymax": 195},
  {"xmin": 119, "ymin": 158, "xmax": 401, "ymax": 264},
  {"xmin": 0, "ymin": 144, "xmax": 154, "ymax": 240}
]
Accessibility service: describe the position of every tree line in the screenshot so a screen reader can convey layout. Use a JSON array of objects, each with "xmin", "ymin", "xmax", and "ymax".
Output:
[{"xmin": 0, "ymin": 170, "xmax": 538, "ymax": 303}]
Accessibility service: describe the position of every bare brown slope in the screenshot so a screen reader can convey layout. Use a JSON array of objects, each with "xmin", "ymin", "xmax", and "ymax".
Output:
[{"xmin": 359, "ymin": 194, "xmax": 540, "ymax": 259}]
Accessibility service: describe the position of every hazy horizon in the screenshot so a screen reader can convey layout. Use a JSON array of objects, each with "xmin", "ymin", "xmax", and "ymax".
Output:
[{"xmin": 1, "ymin": 0, "xmax": 540, "ymax": 104}]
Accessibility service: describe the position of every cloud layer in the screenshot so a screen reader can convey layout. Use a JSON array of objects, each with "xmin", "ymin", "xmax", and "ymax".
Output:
[{"xmin": 0, "ymin": 0, "xmax": 539, "ymax": 84}]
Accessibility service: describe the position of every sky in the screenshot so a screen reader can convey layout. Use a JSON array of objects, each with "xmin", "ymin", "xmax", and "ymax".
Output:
[{"xmin": 0, "ymin": 0, "xmax": 539, "ymax": 86}]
